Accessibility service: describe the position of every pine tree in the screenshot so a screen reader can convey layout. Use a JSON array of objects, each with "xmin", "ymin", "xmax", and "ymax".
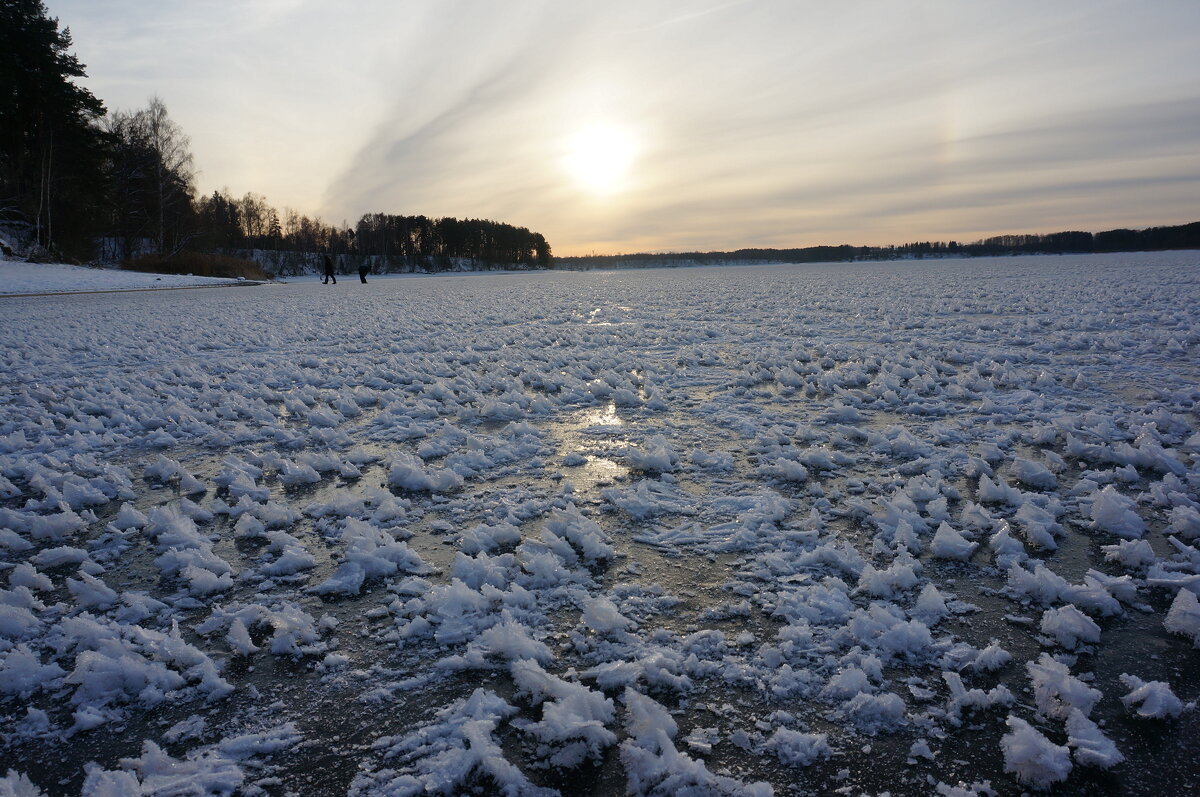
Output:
[{"xmin": 0, "ymin": 0, "xmax": 109, "ymax": 257}]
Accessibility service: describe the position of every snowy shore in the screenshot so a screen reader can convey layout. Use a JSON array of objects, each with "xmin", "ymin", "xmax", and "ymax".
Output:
[{"xmin": 0, "ymin": 260, "xmax": 250, "ymax": 295}]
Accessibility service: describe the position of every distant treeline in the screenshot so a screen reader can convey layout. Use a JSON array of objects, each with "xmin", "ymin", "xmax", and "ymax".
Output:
[
  {"xmin": 1, "ymin": 2, "xmax": 550, "ymax": 272},
  {"xmin": 194, "ymin": 192, "xmax": 551, "ymax": 274},
  {"xmin": 555, "ymin": 221, "xmax": 1200, "ymax": 270}
]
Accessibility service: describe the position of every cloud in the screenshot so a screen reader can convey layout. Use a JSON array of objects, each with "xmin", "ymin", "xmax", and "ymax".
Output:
[{"xmin": 315, "ymin": 2, "xmax": 1198, "ymax": 253}]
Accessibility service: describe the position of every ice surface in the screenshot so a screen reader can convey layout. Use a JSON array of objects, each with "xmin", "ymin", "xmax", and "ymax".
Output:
[{"xmin": 1, "ymin": 254, "xmax": 1198, "ymax": 795}]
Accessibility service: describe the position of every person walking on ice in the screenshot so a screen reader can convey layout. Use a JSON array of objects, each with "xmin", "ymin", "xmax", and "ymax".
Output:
[
  {"xmin": 322, "ymin": 254, "xmax": 336, "ymax": 284},
  {"xmin": 359, "ymin": 262, "xmax": 369, "ymax": 283}
]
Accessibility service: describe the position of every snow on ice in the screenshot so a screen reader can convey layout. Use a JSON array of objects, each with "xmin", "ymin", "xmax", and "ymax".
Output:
[
  {"xmin": 0, "ymin": 252, "xmax": 1198, "ymax": 794},
  {"xmin": 0, "ymin": 259, "xmax": 247, "ymax": 295}
]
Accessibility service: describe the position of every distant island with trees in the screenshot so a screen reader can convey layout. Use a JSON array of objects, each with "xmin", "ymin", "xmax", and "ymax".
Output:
[
  {"xmin": 2, "ymin": 2, "xmax": 1196, "ymax": 280},
  {"xmin": 557, "ymin": 220, "xmax": 1200, "ymax": 271}
]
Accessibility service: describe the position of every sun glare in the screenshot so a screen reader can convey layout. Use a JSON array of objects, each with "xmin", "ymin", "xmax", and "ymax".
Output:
[{"xmin": 563, "ymin": 123, "xmax": 638, "ymax": 195}]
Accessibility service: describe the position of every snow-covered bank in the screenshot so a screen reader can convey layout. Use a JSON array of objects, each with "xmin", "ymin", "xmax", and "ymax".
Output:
[
  {"xmin": 0, "ymin": 251, "xmax": 1198, "ymax": 795},
  {"xmin": 0, "ymin": 260, "xmax": 250, "ymax": 295}
]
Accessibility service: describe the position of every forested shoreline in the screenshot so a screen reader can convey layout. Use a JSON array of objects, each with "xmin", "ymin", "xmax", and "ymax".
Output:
[{"xmin": 0, "ymin": 1, "xmax": 551, "ymax": 275}]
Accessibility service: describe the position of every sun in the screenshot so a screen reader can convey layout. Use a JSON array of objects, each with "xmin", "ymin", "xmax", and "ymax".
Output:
[{"xmin": 563, "ymin": 123, "xmax": 638, "ymax": 195}]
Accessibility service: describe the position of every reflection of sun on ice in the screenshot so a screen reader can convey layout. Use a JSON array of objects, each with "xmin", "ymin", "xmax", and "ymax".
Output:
[{"xmin": 563, "ymin": 123, "xmax": 638, "ymax": 195}]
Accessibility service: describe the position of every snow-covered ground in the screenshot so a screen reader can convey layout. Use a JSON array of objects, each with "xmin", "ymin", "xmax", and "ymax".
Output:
[
  {"xmin": 0, "ymin": 259, "xmax": 249, "ymax": 295},
  {"xmin": 1, "ymin": 252, "xmax": 1199, "ymax": 796}
]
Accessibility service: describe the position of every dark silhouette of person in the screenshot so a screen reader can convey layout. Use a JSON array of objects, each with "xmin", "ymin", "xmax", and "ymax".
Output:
[
  {"xmin": 359, "ymin": 262, "xmax": 369, "ymax": 283},
  {"xmin": 322, "ymin": 254, "xmax": 336, "ymax": 284}
]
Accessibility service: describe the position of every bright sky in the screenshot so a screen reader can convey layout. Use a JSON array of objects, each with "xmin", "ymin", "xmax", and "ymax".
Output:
[{"xmin": 48, "ymin": 0, "xmax": 1200, "ymax": 255}]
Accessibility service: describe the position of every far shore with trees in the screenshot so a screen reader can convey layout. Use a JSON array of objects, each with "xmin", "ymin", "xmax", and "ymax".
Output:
[
  {"xmin": 556, "ymin": 221, "xmax": 1200, "ymax": 271},
  {"xmin": 2, "ymin": 1, "xmax": 1196, "ymax": 281}
]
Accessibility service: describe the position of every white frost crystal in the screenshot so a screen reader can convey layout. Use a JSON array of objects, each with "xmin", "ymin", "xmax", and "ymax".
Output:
[
  {"xmin": 1119, "ymin": 674, "xmax": 1183, "ymax": 719},
  {"xmin": 1001, "ymin": 715, "xmax": 1073, "ymax": 789},
  {"xmin": 1064, "ymin": 708, "xmax": 1123, "ymax": 768},
  {"xmin": 930, "ymin": 522, "xmax": 978, "ymax": 561},
  {"xmin": 1039, "ymin": 605, "xmax": 1101, "ymax": 650},
  {"xmin": 1164, "ymin": 587, "xmax": 1200, "ymax": 646},
  {"xmin": 1089, "ymin": 486, "xmax": 1145, "ymax": 538}
]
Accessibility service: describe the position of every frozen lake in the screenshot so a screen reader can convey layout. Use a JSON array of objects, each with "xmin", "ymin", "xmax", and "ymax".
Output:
[{"xmin": 1, "ymin": 252, "xmax": 1199, "ymax": 796}]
